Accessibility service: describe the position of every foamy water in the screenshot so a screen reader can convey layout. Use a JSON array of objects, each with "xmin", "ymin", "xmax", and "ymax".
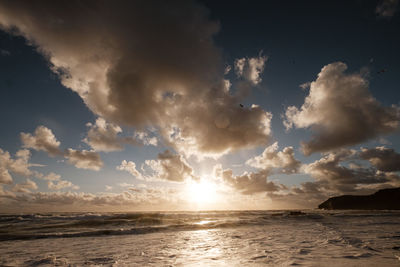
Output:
[{"xmin": 0, "ymin": 210, "xmax": 399, "ymax": 266}]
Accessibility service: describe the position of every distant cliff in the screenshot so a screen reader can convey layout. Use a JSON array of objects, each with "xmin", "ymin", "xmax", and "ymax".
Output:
[{"xmin": 318, "ymin": 187, "xmax": 400, "ymax": 210}]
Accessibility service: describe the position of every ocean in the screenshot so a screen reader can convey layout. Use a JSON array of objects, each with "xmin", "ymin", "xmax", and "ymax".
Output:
[{"xmin": 0, "ymin": 210, "xmax": 399, "ymax": 266}]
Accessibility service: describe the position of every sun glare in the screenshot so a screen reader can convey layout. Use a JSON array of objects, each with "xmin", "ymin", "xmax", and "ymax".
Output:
[{"xmin": 186, "ymin": 178, "xmax": 219, "ymax": 205}]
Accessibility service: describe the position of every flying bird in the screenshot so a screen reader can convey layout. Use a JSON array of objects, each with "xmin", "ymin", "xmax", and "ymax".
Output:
[{"xmin": 239, "ymin": 104, "xmax": 244, "ymax": 108}]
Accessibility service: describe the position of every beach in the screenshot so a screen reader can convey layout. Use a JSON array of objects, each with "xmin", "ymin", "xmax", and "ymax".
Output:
[{"xmin": 1, "ymin": 210, "xmax": 399, "ymax": 266}]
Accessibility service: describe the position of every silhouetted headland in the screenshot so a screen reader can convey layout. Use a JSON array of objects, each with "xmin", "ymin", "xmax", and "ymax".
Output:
[{"xmin": 318, "ymin": 187, "xmax": 400, "ymax": 210}]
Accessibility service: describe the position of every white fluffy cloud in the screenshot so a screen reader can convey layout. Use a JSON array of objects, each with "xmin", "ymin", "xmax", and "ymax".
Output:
[
  {"xmin": 20, "ymin": 126, "xmax": 104, "ymax": 171},
  {"xmin": 0, "ymin": 167, "xmax": 12, "ymax": 184},
  {"xmin": 12, "ymin": 179, "xmax": 38, "ymax": 193},
  {"xmin": 145, "ymin": 150, "xmax": 198, "ymax": 182},
  {"xmin": 246, "ymin": 142, "xmax": 301, "ymax": 174},
  {"xmin": 48, "ymin": 180, "xmax": 79, "ymax": 190},
  {"xmin": 84, "ymin": 118, "xmax": 158, "ymax": 152},
  {"xmin": 41, "ymin": 172, "xmax": 62, "ymax": 181},
  {"xmin": 84, "ymin": 118, "xmax": 124, "ymax": 152},
  {"xmin": 0, "ymin": 0, "xmax": 273, "ymax": 158},
  {"xmin": 21, "ymin": 126, "xmax": 62, "ymax": 156},
  {"xmin": 284, "ymin": 62, "xmax": 400, "ymax": 155},
  {"xmin": 65, "ymin": 149, "xmax": 103, "ymax": 171},
  {"xmin": 117, "ymin": 160, "xmax": 143, "ymax": 179},
  {"xmin": 234, "ymin": 54, "xmax": 268, "ymax": 85},
  {"xmin": 0, "ymin": 148, "xmax": 32, "ymax": 182}
]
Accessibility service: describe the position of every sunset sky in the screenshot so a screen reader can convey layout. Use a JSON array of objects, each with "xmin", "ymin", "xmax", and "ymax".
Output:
[{"xmin": 0, "ymin": 0, "xmax": 399, "ymax": 212}]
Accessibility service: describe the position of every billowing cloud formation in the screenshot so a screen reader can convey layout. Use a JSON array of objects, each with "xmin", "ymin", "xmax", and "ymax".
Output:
[
  {"xmin": 145, "ymin": 150, "xmax": 197, "ymax": 182},
  {"xmin": 84, "ymin": 118, "xmax": 158, "ymax": 152},
  {"xmin": 376, "ymin": 0, "xmax": 398, "ymax": 17},
  {"xmin": 0, "ymin": 167, "xmax": 12, "ymax": 184},
  {"xmin": 117, "ymin": 160, "xmax": 143, "ymax": 179},
  {"xmin": 21, "ymin": 126, "xmax": 62, "ymax": 156},
  {"xmin": 234, "ymin": 54, "xmax": 268, "ymax": 85},
  {"xmin": 65, "ymin": 149, "xmax": 103, "ymax": 171},
  {"xmin": 214, "ymin": 164, "xmax": 284, "ymax": 195},
  {"xmin": 34, "ymin": 171, "xmax": 79, "ymax": 190},
  {"xmin": 12, "ymin": 179, "xmax": 38, "ymax": 193},
  {"xmin": 84, "ymin": 118, "xmax": 123, "ymax": 152},
  {"xmin": 41, "ymin": 172, "xmax": 61, "ymax": 181},
  {"xmin": 360, "ymin": 146, "xmax": 400, "ymax": 172},
  {"xmin": 48, "ymin": 180, "xmax": 79, "ymax": 190},
  {"xmin": 0, "ymin": 148, "xmax": 32, "ymax": 182},
  {"xmin": 20, "ymin": 126, "xmax": 104, "ymax": 171},
  {"xmin": 246, "ymin": 142, "xmax": 301, "ymax": 174},
  {"xmin": 284, "ymin": 62, "xmax": 400, "ymax": 155},
  {"xmin": 303, "ymin": 149, "xmax": 398, "ymax": 193},
  {"xmin": 133, "ymin": 131, "xmax": 158, "ymax": 147},
  {"xmin": 165, "ymin": 103, "xmax": 272, "ymax": 158},
  {"xmin": 0, "ymin": 0, "xmax": 272, "ymax": 158}
]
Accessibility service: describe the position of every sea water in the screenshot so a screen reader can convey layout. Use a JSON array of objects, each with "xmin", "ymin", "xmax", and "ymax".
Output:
[{"xmin": 0, "ymin": 210, "xmax": 399, "ymax": 266}]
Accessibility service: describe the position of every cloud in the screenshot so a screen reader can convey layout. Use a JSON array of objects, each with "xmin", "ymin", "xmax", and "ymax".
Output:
[
  {"xmin": 105, "ymin": 185, "xmax": 113, "ymax": 191},
  {"xmin": 133, "ymin": 131, "xmax": 158, "ymax": 147},
  {"xmin": 0, "ymin": 167, "xmax": 12, "ymax": 184},
  {"xmin": 48, "ymin": 180, "xmax": 79, "ymax": 190},
  {"xmin": 246, "ymin": 142, "xmax": 301, "ymax": 174},
  {"xmin": 164, "ymin": 102, "xmax": 272, "ymax": 158},
  {"xmin": 0, "ymin": 186, "xmax": 183, "ymax": 212},
  {"xmin": 0, "ymin": 0, "xmax": 273, "ymax": 158},
  {"xmin": 0, "ymin": 148, "xmax": 32, "ymax": 179},
  {"xmin": 360, "ymin": 146, "xmax": 400, "ymax": 172},
  {"xmin": 21, "ymin": 126, "xmax": 62, "ymax": 157},
  {"xmin": 65, "ymin": 149, "xmax": 103, "ymax": 171},
  {"xmin": 284, "ymin": 62, "xmax": 400, "ymax": 155},
  {"xmin": 0, "ymin": 185, "xmax": 15, "ymax": 199},
  {"xmin": 84, "ymin": 118, "xmax": 159, "ymax": 152},
  {"xmin": 20, "ymin": 126, "xmax": 104, "ymax": 171},
  {"xmin": 376, "ymin": 0, "xmax": 398, "ymax": 18},
  {"xmin": 303, "ymin": 149, "xmax": 395, "ymax": 193},
  {"xmin": 145, "ymin": 150, "xmax": 198, "ymax": 182},
  {"xmin": 12, "ymin": 179, "xmax": 38, "ymax": 193},
  {"xmin": 84, "ymin": 118, "xmax": 123, "ymax": 152},
  {"xmin": 117, "ymin": 160, "xmax": 143, "ymax": 179},
  {"xmin": 41, "ymin": 172, "xmax": 61, "ymax": 181},
  {"xmin": 299, "ymin": 82, "xmax": 311, "ymax": 90},
  {"xmin": 234, "ymin": 54, "xmax": 268, "ymax": 85},
  {"xmin": 214, "ymin": 164, "xmax": 284, "ymax": 195}
]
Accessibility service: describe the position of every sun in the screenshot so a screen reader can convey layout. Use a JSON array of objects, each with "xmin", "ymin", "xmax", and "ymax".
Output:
[{"xmin": 186, "ymin": 178, "xmax": 219, "ymax": 205}]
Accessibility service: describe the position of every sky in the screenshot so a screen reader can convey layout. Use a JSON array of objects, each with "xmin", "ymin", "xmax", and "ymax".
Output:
[{"xmin": 0, "ymin": 0, "xmax": 399, "ymax": 212}]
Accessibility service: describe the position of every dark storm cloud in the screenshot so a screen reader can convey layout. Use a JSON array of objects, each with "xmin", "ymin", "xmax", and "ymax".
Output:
[
  {"xmin": 0, "ymin": 0, "xmax": 273, "ymax": 158},
  {"xmin": 303, "ymin": 149, "xmax": 399, "ymax": 193},
  {"xmin": 214, "ymin": 164, "xmax": 284, "ymax": 195},
  {"xmin": 360, "ymin": 146, "xmax": 400, "ymax": 172},
  {"xmin": 376, "ymin": 0, "xmax": 398, "ymax": 17},
  {"xmin": 284, "ymin": 62, "xmax": 400, "ymax": 155}
]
